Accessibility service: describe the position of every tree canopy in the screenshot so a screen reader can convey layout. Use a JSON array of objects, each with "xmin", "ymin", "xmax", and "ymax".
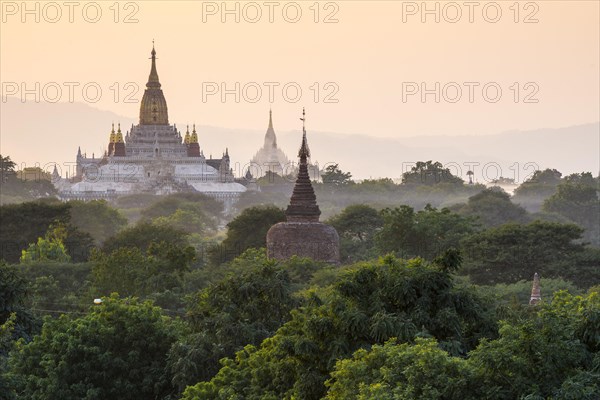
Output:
[
  {"xmin": 208, "ymin": 205, "xmax": 285, "ymax": 266},
  {"xmin": 402, "ymin": 161, "xmax": 464, "ymax": 186},
  {"xmin": 7, "ymin": 295, "xmax": 181, "ymax": 400}
]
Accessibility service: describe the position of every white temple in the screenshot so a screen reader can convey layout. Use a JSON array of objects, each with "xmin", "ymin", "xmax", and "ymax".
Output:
[
  {"xmin": 250, "ymin": 109, "xmax": 290, "ymax": 177},
  {"xmin": 54, "ymin": 44, "xmax": 246, "ymax": 208}
]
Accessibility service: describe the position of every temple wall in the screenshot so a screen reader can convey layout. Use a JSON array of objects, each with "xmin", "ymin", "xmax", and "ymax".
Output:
[{"xmin": 267, "ymin": 222, "xmax": 340, "ymax": 265}]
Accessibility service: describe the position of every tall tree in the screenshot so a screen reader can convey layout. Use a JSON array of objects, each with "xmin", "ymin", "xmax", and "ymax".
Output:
[
  {"xmin": 68, "ymin": 200, "xmax": 128, "ymax": 245},
  {"xmin": 7, "ymin": 295, "xmax": 181, "ymax": 400},
  {"xmin": 376, "ymin": 205, "xmax": 476, "ymax": 260},
  {"xmin": 208, "ymin": 205, "xmax": 285, "ymax": 266},
  {"xmin": 168, "ymin": 252, "xmax": 298, "ymax": 393},
  {"xmin": 458, "ymin": 187, "xmax": 529, "ymax": 228},
  {"xmin": 402, "ymin": 161, "xmax": 463, "ymax": 186},
  {"xmin": 461, "ymin": 221, "xmax": 588, "ymax": 285},
  {"xmin": 0, "ymin": 155, "xmax": 16, "ymax": 183},
  {"xmin": 321, "ymin": 164, "xmax": 354, "ymax": 186},
  {"xmin": 92, "ymin": 242, "xmax": 195, "ymax": 298},
  {"xmin": 543, "ymin": 176, "xmax": 600, "ymax": 246},
  {"xmin": 513, "ymin": 168, "xmax": 563, "ymax": 212},
  {"xmin": 20, "ymin": 223, "xmax": 71, "ymax": 264},
  {"xmin": 328, "ymin": 204, "xmax": 383, "ymax": 262},
  {"xmin": 182, "ymin": 256, "xmax": 495, "ymax": 400},
  {"xmin": 102, "ymin": 221, "xmax": 188, "ymax": 254}
]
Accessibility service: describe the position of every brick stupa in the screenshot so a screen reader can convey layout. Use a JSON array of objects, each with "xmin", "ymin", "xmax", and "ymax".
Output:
[{"xmin": 266, "ymin": 109, "xmax": 340, "ymax": 264}]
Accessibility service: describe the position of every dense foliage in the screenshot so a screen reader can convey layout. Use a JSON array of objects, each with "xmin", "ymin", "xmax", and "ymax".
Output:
[
  {"xmin": 0, "ymin": 156, "xmax": 598, "ymax": 400},
  {"xmin": 208, "ymin": 205, "xmax": 285, "ymax": 266},
  {"xmin": 7, "ymin": 295, "xmax": 181, "ymax": 400}
]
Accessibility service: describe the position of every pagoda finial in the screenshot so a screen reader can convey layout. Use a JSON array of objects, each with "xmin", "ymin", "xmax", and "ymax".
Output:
[
  {"xmin": 298, "ymin": 107, "xmax": 310, "ymax": 160},
  {"xmin": 184, "ymin": 125, "xmax": 191, "ymax": 144},
  {"xmin": 147, "ymin": 41, "xmax": 160, "ymax": 88},
  {"xmin": 116, "ymin": 123, "xmax": 124, "ymax": 142},
  {"xmin": 529, "ymin": 272, "xmax": 541, "ymax": 305},
  {"xmin": 190, "ymin": 124, "xmax": 198, "ymax": 144},
  {"xmin": 268, "ymin": 107, "xmax": 274, "ymax": 130}
]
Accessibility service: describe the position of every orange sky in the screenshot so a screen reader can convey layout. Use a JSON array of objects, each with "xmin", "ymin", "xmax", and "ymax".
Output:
[{"xmin": 1, "ymin": 0, "xmax": 599, "ymax": 140}]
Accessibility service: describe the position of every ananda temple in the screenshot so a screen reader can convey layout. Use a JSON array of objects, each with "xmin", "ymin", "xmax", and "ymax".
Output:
[
  {"xmin": 54, "ymin": 44, "xmax": 247, "ymax": 206},
  {"xmin": 250, "ymin": 109, "xmax": 290, "ymax": 176}
]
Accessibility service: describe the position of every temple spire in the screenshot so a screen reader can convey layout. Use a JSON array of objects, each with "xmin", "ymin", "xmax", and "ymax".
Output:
[
  {"xmin": 298, "ymin": 107, "xmax": 310, "ymax": 159},
  {"xmin": 529, "ymin": 273, "xmax": 541, "ymax": 305},
  {"xmin": 285, "ymin": 108, "xmax": 320, "ymax": 222},
  {"xmin": 139, "ymin": 41, "xmax": 169, "ymax": 125},
  {"xmin": 268, "ymin": 107, "xmax": 274, "ymax": 130},
  {"xmin": 147, "ymin": 41, "xmax": 161, "ymax": 88}
]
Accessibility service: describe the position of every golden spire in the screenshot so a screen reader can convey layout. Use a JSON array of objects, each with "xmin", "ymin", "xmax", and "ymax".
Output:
[
  {"xmin": 147, "ymin": 41, "xmax": 161, "ymax": 88},
  {"xmin": 139, "ymin": 42, "xmax": 169, "ymax": 125},
  {"xmin": 190, "ymin": 124, "xmax": 198, "ymax": 143},
  {"xmin": 109, "ymin": 123, "xmax": 116, "ymax": 143},
  {"xmin": 184, "ymin": 125, "xmax": 191, "ymax": 144},
  {"xmin": 116, "ymin": 123, "xmax": 124, "ymax": 142}
]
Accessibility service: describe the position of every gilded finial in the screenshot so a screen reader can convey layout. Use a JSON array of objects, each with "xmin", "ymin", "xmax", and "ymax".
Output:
[
  {"xmin": 190, "ymin": 124, "xmax": 198, "ymax": 144},
  {"xmin": 116, "ymin": 122, "xmax": 124, "ymax": 143},
  {"xmin": 147, "ymin": 41, "xmax": 160, "ymax": 88}
]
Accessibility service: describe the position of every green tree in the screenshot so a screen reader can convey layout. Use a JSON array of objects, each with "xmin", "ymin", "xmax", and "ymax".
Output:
[
  {"xmin": 0, "ymin": 263, "xmax": 36, "ymax": 345},
  {"xmin": 68, "ymin": 200, "xmax": 128, "ymax": 245},
  {"xmin": 208, "ymin": 205, "xmax": 285, "ymax": 266},
  {"xmin": 543, "ymin": 176, "xmax": 600, "ymax": 246},
  {"xmin": 140, "ymin": 194, "xmax": 221, "ymax": 235},
  {"xmin": 468, "ymin": 290, "xmax": 600, "ymax": 399},
  {"xmin": 376, "ymin": 205, "xmax": 476, "ymax": 260},
  {"xmin": 402, "ymin": 161, "xmax": 463, "ymax": 186},
  {"xmin": 7, "ymin": 295, "xmax": 181, "ymax": 400},
  {"xmin": 327, "ymin": 204, "xmax": 383, "ymax": 262},
  {"xmin": 20, "ymin": 223, "xmax": 71, "ymax": 263},
  {"xmin": 513, "ymin": 168, "xmax": 563, "ymax": 212},
  {"xmin": 325, "ymin": 338, "xmax": 473, "ymax": 400},
  {"xmin": 92, "ymin": 242, "xmax": 195, "ymax": 298},
  {"xmin": 461, "ymin": 221, "xmax": 587, "ymax": 285},
  {"xmin": 102, "ymin": 221, "xmax": 188, "ymax": 254},
  {"xmin": 0, "ymin": 155, "xmax": 16, "ymax": 183},
  {"xmin": 322, "ymin": 164, "xmax": 354, "ymax": 186},
  {"xmin": 183, "ymin": 256, "xmax": 496, "ymax": 400},
  {"xmin": 458, "ymin": 187, "xmax": 529, "ymax": 228},
  {"xmin": 168, "ymin": 252, "xmax": 298, "ymax": 393}
]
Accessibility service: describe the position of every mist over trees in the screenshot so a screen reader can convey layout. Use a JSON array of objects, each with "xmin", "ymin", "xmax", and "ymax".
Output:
[{"xmin": 0, "ymin": 156, "xmax": 599, "ymax": 399}]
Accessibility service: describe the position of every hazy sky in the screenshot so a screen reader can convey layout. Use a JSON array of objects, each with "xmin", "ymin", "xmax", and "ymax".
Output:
[{"xmin": 1, "ymin": 1, "xmax": 599, "ymax": 142}]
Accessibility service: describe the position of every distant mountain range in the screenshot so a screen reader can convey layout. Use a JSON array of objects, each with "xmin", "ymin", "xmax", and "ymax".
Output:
[{"xmin": 1, "ymin": 97, "xmax": 598, "ymax": 183}]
